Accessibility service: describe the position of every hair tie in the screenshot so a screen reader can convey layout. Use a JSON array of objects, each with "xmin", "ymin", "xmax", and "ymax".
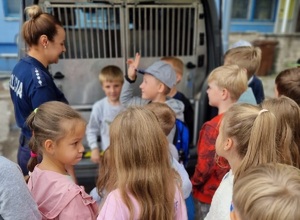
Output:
[
  {"xmin": 258, "ymin": 109, "xmax": 268, "ymax": 115},
  {"xmin": 30, "ymin": 151, "xmax": 38, "ymax": 158},
  {"xmin": 34, "ymin": 108, "xmax": 38, "ymax": 114}
]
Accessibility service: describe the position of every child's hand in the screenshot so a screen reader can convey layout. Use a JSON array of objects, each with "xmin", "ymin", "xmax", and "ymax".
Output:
[
  {"xmin": 127, "ymin": 53, "xmax": 141, "ymax": 80},
  {"xmin": 91, "ymin": 148, "xmax": 100, "ymax": 163}
]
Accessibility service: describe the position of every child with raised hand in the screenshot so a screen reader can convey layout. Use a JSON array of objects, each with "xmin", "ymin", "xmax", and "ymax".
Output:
[
  {"xmin": 86, "ymin": 65, "xmax": 124, "ymax": 163},
  {"xmin": 161, "ymin": 56, "xmax": 194, "ymax": 144},
  {"xmin": 121, "ymin": 53, "xmax": 184, "ymax": 122},
  {"xmin": 26, "ymin": 101, "xmax": 98, "ymax": 220},
  {"xmin": 97, "ymin": 106, "xmax": 187, "ymax": 220},
  {"xmin": 191, "ymin": 65, "xmax": 248, "ymax": 219},
  {"xmin": 231, "ymin": 163, "xmax": 300, "ymax": 220},
  {"xmin": 275, "ymin": 67, "xmax": 300, "ymax": 106},
  {"xmin": 261, "ymin": 96, "xmax": 300, "ymax": 168},
  {"xmin": 224, "ymin": 46, "xmax": 264, "ymax": 104},
  {"xmin": 205, "ymin": 103, "xmax": 278, "ymax": 220}
]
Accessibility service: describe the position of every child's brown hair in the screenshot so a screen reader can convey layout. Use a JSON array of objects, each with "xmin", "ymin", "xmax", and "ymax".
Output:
[
  {"xmin": 224, "ymin": 46, "xmax": 262, "ymax": 79},
  {"xmin": 144, "ymin": 102, "xmax": 176, "ymax": 136},
  {"xmin": 275, "ymin": 67, "xmax": 300, "ymax": 106}
]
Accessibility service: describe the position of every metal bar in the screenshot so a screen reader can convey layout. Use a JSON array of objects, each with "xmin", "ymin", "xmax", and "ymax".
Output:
[
  {"xmin": 101, "ymin": 8, "xmax": 107, "ymax": 58},
  {"xmin": 176, "ymin": 8, "xmax": 181, "ymax": 56},
  {"xmin": 149, "ymin": 8, "xmax": 153, "ymax": 57},
  {"xmin": 77, "ymin": 7, "xmax": 83, "ymax": 59},
  {"xmin": 63, "ymin": 7, "xmax": 71, "ymax": 59},
  {"xmin": 166, "ymin": 8, "xmax": 169, "ymax": 56},
  {"xmin": 95, "ymin": 8, "xmax": 101, "ymax": 58},
  {"xmin": 89, "ymin": 7, "xmax": 95, "ymax": 58},
  {"xmin": 83, "ymin": 8, "xmax": 89, "ymax": 58},
  {"xmin": 182, "ymin": 8, "xmax": 186, "ymax": 55},
  {"xmin": 69, "ymin": 7, "xmax": 76, "ymax": 59},
  {"xmin": 187, "ymin": 7, "xmax": 192, "ymax": 55},
  {"xmin": 138, "ymin": 7, "xmax": 142, "ymax": 55},
  {"xmin": 133, "ymin": 7, "xmax": 136, "ymax": 57},
  {"xmin": 113, "ymin": 7, "xmax": 118, "ymax": 57},
  {"xmin": 107, "ymin": 8, "xmax": 112, "ymax": 57},
  {"xmin": 155, "ymin": 7, "xmax": 158, "ymax": 57},
  {"xmin": 171, "ymin": 7, "xmax": 175, "ymax": 56},
  {"xmin": 144, "ymin": 8, "xmax": 147, "ymax": 56},
  {"xmin": 160, "ymin": 8, "xmax": 164, "ymax": 56}
]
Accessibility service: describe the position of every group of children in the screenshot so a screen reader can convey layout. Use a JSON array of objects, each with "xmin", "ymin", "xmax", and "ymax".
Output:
[{"xmin": 3, "ymin": 4, "xmax": 300, "ymax": 219}]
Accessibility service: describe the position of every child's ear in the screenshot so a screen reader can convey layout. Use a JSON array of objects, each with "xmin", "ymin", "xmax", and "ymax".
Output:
[
  {"xmin": 221, "ymin": 88, "xmax": 229, "ymax": 100},
  {"xmin": 230, "ymin": 210, "xmax": 238, "ymax": 220},
  {"xmin": 44, "ymin": 139, "xmax": 56, "ymax": 155},
  {"xmin": 158, "ymin": 82, "xmax": 166, "ymax": 93},
  {"xmin": 223, "ymin": 137, "xmax": 233, "ymax": 151},
  {"xmin": 176, "ymin": 73, "xmax": 182, "ymax": 84}
]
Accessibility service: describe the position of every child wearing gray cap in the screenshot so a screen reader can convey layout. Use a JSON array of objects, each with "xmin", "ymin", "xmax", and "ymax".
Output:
[
  {"xmin": 120, "ymin": 53, "xmax": 185, "ymax": 144},
  {"xmin": 120, "ymin": 53, "xmax": 185, "ymax": 122}
]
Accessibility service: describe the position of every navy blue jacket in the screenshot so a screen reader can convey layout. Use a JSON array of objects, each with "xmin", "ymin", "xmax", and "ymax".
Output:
[
  {"xmin": 10, "ymin": 56, "xmax": 68, "ymax": 139},
  {"xmin": 249, "ymin": 75, "xmax": 265, "ymax": 104}
]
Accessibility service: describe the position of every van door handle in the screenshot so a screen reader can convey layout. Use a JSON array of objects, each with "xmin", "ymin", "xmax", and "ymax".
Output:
[{"xmin": 53, "ymin": 71, "xmax": 65, "ymax": 79}]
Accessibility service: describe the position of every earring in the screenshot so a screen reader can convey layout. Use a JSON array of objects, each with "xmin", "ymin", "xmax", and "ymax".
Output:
[{"xmin": 44, "ymin": 45, "xmax": 47, "ymax": 49}]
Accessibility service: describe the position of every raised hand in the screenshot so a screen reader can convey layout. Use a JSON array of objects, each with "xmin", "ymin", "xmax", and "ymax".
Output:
[{"xmin": 127, "ymin": 53, "xmax": 141, "ymax": 80}]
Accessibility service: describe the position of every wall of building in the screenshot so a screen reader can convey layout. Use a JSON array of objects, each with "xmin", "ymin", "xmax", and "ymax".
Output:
[{"xmin": 0, "ymin": 1, "xmax": 20, "ymax": 74}]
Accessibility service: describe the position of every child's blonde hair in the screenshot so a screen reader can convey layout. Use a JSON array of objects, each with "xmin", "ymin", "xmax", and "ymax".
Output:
[
  {"xmin": 144, "ymin": 102, "xmax": 176, "ymax": 136},
  {"xmin": 161, "ymin": 56, "xmax": 184, "ymax": 77},
  {"xmin": 220, "ymin": 103, "xmax": 278, "ymax": 181},
  {"xmin": 96, "ymin": 148, "xmax": 116, "ymax": 199},
  {"xmin": 261, "ymin": 96, "xmax": 300, "ymax": 168},
  {"xmin": 232, "ymin": 163, "xmax": 300, "ymax": 220},
  {"xmin": 207, "ymin": 65, "xmax": 248, "ymax": 101},
  {"xmin": 26, "ymin": 101, "xmax": 86, "ymax": 172},
  {"xmin": 275, "ymin": 67, "xmax": 300, "ymax": 106},
  {"xmin": 224, "ymin": 46, "xmax": 262, "ymax": 79},
  {"xmin": 108, "ymin": 106, "xmax": 180, "ymax": 220},
  {"xmin": 98, "ymin": 65, "xmax": 124, "ymax": 85}
]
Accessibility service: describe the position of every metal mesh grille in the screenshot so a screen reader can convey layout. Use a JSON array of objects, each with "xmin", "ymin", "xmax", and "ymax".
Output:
[
  {"xmin": 126, "ymin": 5, "xmax": 197, "ymax": 57},
  {"xmin": 43, "ymin": 3, "xmax": 198, "ymax": 59},
  {"xmin": 44, "ymin": 4, "xmax": 123, "ymax": 59}
]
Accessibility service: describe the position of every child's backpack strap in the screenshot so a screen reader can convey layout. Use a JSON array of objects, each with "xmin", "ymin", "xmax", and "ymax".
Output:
[{"xmin": 173, "ymin": 119, "xmax": 190, "ymax": 166}]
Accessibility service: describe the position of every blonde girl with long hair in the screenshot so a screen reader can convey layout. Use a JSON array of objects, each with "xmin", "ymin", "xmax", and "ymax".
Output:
[
  {"xmin": 97, "ymin": 106, "xmax": 187, "ymax": 220},
  {"xmin": 205, "ymin": 103, "xmax": 278, "ymax": 220},
  {"xmin": 261, "ymin": 96, "xmax": 300, "ymax": 168}
]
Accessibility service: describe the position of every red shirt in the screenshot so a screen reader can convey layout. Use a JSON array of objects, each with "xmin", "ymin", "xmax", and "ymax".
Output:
[{"xmin": 191, "ymin": 113, "xmax": 230, "ymax": 204}]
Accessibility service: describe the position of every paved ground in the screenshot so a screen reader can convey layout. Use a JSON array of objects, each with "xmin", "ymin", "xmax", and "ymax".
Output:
[{"xmin": 0, "ymin": 73, "xmax": 277, "ymax": 163}]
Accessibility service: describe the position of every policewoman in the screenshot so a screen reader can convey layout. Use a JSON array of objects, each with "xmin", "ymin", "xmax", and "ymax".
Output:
[{"xmin": 9, "ymin": 5, "xmax": 68, "ymax": 176}]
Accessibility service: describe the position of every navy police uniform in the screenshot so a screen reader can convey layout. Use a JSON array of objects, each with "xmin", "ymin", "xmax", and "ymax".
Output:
[{"xmin": 10, "ymin": 56, "xmax": 68, "ymax": 175}]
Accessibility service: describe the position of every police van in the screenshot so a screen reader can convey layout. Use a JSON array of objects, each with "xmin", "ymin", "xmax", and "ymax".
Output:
[{"xmin": 21, "ymin": 0, "xmax": 222, "ymax": 191}]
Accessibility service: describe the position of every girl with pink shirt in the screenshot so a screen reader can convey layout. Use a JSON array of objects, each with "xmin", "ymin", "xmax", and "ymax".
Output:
[
  {"xmin": 26, "ymin": 101, "xmax": 98, "ymax": 220},
  {"xmin": 97, "ymin": 106, "xmax": 188, "ymax": 220}
]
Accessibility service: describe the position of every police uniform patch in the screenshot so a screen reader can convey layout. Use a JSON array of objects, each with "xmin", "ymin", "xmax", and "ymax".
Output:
[{"xmin": 32, "ymin": 67, "xmax": 47, "ymax": 88}]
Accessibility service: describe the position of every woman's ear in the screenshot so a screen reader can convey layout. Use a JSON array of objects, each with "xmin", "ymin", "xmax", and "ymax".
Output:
[
  {"xmin": 40, "ymin": 35, "xmax": 48, "ymax": 48},
  {"xmin": 44, "ymin": 139, "xmax": 55, "ymax": 155}
]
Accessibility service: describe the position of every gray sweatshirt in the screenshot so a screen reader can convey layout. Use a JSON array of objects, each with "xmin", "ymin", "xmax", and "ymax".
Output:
[{"xmin": 0, "ymin": 156, "xmax": 41, "ymax": 220}]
